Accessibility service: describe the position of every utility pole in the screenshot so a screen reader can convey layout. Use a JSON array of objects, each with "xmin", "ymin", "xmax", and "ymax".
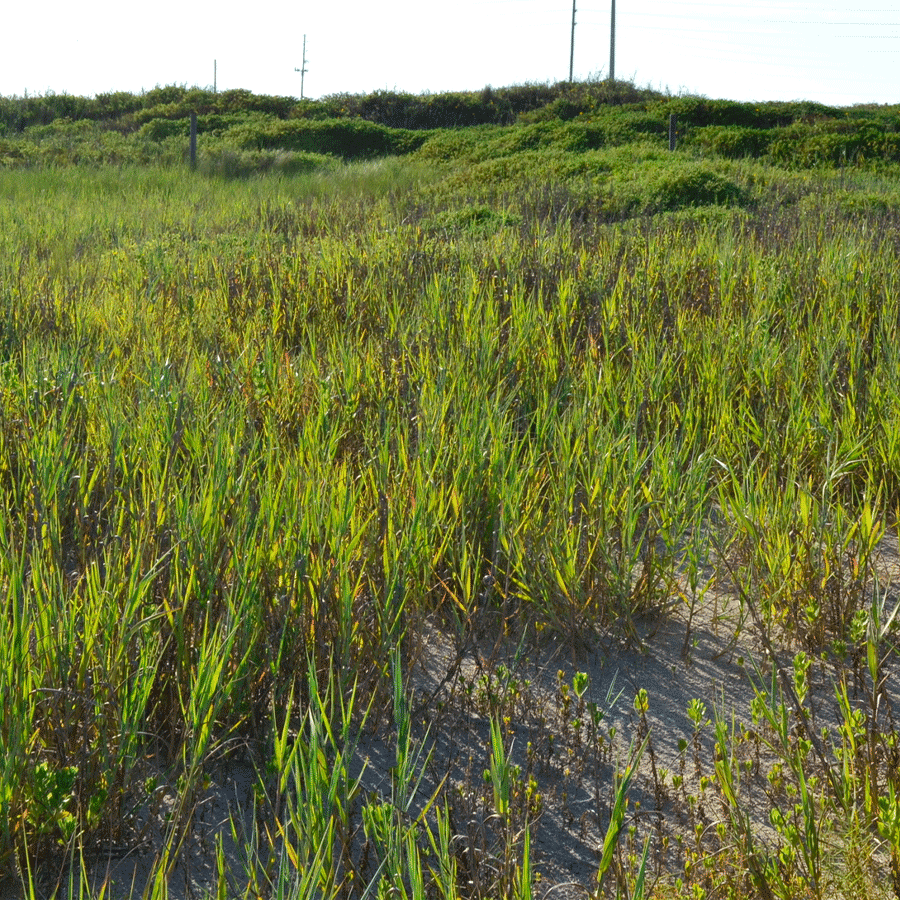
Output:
[
  {"xmin": 213, "ymin": 59, "xmax": 217, "ymax": 93},
  {"xmin": 569, "ymin": 0, "xmax": 576, "ymax": 82},
  {"xmin": 609, "ymin": 0, "xmax": 616, "ymax": 82},
  {"xmin": 294, "ymin": 35, "xmax": 308, "ymax": 100}
]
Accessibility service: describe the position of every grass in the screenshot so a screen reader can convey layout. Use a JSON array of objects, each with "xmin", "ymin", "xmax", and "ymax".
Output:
[{"xmin": 2, "ymin": 83, "xmax": 900, "ymax": 898}]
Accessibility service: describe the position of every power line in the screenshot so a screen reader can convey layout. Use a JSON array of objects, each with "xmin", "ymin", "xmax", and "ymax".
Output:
[
  {"xmin": 580, "ymin": 4, "xmax": 900, "ymax": 23},
  {"xmin": 598, "ymin": 21, "xmax": 900, "ymax": 37},
  {"xmin": 769, "ymin": 20, "xmax": 900, "ymax": 25},
  {"xmin": 599, "ymin": 1, "xmax": 900, "ymax": 9},
  {"xmin": 618, "ymin": 11, "xmax": 900, "ymax": 24}
]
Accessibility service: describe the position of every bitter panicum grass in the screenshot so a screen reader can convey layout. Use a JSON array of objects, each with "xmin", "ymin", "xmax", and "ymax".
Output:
[{"xmin": 2, "ymin": 150, "xmax": 900, "ymax": 898}]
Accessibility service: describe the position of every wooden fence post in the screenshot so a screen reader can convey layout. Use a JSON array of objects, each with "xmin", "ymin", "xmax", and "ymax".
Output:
[
  {"xmin": 190, "ymin": 112, "xmax": 198, "ymax": 169},
  {"xmin": 669, "ymin": 114, "xmax": 678, "ymax": 151}
]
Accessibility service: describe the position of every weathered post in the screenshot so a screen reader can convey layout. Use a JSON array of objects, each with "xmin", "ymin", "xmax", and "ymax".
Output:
[
  {"xmin": 609, "ymin": 0, "xmax": 615, "ymax": 82},
  {"xmin": 570, "ymin": 0, "xmax": 576, "ymax": 82},
  {"xmin": 669, "ymin": 114, "xmax": 677, "ymax": 151},
  {"xmin": 190, "ymin": 112, "xmax": 198, "ymax": 169}
]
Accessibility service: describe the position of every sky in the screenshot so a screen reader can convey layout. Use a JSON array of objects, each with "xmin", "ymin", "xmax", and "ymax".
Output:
[{"xmin": 3, "ymin": 1, "xmax": 899, "ymax": 107}]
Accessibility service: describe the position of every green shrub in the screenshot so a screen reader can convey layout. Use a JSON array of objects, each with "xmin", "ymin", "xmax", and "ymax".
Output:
[
  {"xmin": 474, "ymin": 122, "xmax": 563, "ymax": 158},
  {"xmin": 142, "ymin": 84, "xmax": 189, "ymax": 107},
  {"xmin": 272, "ymin": 150, "xmax": 336, "ymax": 176},
  {"xmin": 215, "ymin": 88, "xmax": 296, "ymax": 118},
  {"xmin": 0, "ymin": 139, "xmax": 29, "ymax": 167},
  {"xmin": 414, "ymin": 126, "xmax": 495, "ymax": 163},
  {"xmin": 288, "ymin": 99, "xmax": 335, "ymax": 121},
  {"xmin": 245, "ymin": 118, "xmax": 429, "ymax": 159},
  {"xmin": 360, "ymin": 89, "xmax": 511, "ymax": 129},
  {"xmin": 602, "ymin": 109, "xmax": 667, "ymax": 142},
  {"xmin": 314, "ymin": 88, "xmax": 507, "ymax": 129},
  {"xmin": 823, "ymin": 190, "xmax": 900, "ymax": 216},
  {"xmin": 134, "ymin": 91, "xmax": 298, "ymax": 128},
  {"xmin": 644, "ymin": 164, "xmax": 746, "ymax": 212},
  {"xmin": 23, "ymin": 118, "xmax": 97, "ymax": 140},
  {"xmin": 654, "ymin": 97, "xmax": 842, "ymax": 129},
  {"xmin": 134, "ymin": 103, "xmax": 188, "ymax": 128},
  {"xmin": 198, "ymin": 148, "xmax": 335, "ymax": 179},
  {"xmin": 536, "ymin": 96, "xmax": 587, "ymax": 122},
  {"xmin": 139, "ymin": 111, "xmax": 278, "ymax": 143},
  {"xmin": 691, "ymin": 126, "xmax": 774, "ymax": 159},
  {"xmin": 315, "ymin": 80, "xmax": 665, "ymax": 130},
  {"xmin": 92, "ymin": 91, "xmax": 145, "ymax": 120},
  {"xmin": 765, "ymin": 119, "xmax": 900, "ymax": 168},
  {"xmin": 420, "ymin": 204, "xmax": 522, "ymax": 235},
  {"xmin": 139, "ymin": 116, "xmax": 189, "ymax": 140},
  {"xmin": 560, "ymin": 113, "xmax": 666, "ymax": 150}
]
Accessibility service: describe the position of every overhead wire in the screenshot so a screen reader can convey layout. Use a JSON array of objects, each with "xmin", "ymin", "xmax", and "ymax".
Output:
[{"xmin": 472, "ymin": 1, "xmax": 900, "ymax": 101}]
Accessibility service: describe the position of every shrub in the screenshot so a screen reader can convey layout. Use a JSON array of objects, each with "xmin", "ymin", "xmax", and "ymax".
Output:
[
  {"xmin": 414, "ymin": 126, "xmax": 494, "ymax": 163},
  {"xmin": 827, "ymin": 190, "xmax": 900, "ymax": 216},
  {"xmin": 92, "ymin": 92, "xmax": 144, "ymax": 120},
  {"xmin": 139, "ymin": 117, "xmax": 189, "ymax": 140},
  {"xmin": 654, "ymin": 97, "xmax": 842, "ymax": 130},
  {"xmin": 644, "ymin": 164, "xmax": 746, "ymax": 212},
  {"xmin": 420, "ymin": 204, "xmax": 522, "ymax": 236},
  {"xmin": 272, "ymin": 150, "xmax": 336, "ymax": 175},
  {"xmin": 691, "ymin": 126, "xmax": 774, "ymax": 159},
  {"xmin": 559, "ymin": 114, "xmax": 667, "ymax": 150},
  {"xmin": 287, "ymin": 99, "xmax": 333, "ymax": 121},
  {"xmin": 313, "ymin": 80, "xmax": 665, "ymax": 130},
  {"xmin": 139, "ymin": 112, "xmax": 277, "ymax": 143},
  {"xmin": 198, "ymin": 148, "xmax": 336, "ymax": 179},
  {"xmin": 215, "ymin": 89, "xmax": 296, "ymax": 118},
  {"xmin": 246, "ymin": 118, "xmax": 429, "ymax": 159},
  {"xmin": 142, "ymin": 85, "xmax": 189, "ymax": 107},
  {"xmin": 315, "ymin": 89, "xmax": 512, "ymax": 129},
  {"xmin": 766, "ymin": 119, "xmax": 900, "ymax": 168},
  {"xmin": 0, "ymin": 140, "xmax": 29, "ymax": 167}
]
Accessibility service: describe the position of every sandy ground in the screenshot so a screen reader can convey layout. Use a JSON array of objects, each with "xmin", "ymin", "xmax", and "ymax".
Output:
[{"xmin": 11, "ymin": 534, "xmax": 900, "ymax": 900}]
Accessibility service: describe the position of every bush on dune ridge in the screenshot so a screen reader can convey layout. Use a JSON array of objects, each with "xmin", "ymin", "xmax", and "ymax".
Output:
[{"xmin": 2, "ymin": 79, "xmax": 900, "ymax": 180}]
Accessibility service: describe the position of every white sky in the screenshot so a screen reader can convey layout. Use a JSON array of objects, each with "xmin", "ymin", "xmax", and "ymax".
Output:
[{"xmin": 3, "ymin": 1, "xmax": 898, "ymax": 107}]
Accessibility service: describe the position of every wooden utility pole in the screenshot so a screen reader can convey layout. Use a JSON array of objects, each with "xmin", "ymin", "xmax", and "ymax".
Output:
[
  {"xmin": 569, "ymin": 0, "xmax": 576, "ymax": 82},
  {"xmin": 213, "ymin": 59, "xmax": 217, "ymax": 93},
  {"xmin": 294, "ymin": 35, "xmax": 308, "ymax": 99},
  {"xmin": 609, "ymin": 0, "xmax": 616, "ymax": 82}
]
